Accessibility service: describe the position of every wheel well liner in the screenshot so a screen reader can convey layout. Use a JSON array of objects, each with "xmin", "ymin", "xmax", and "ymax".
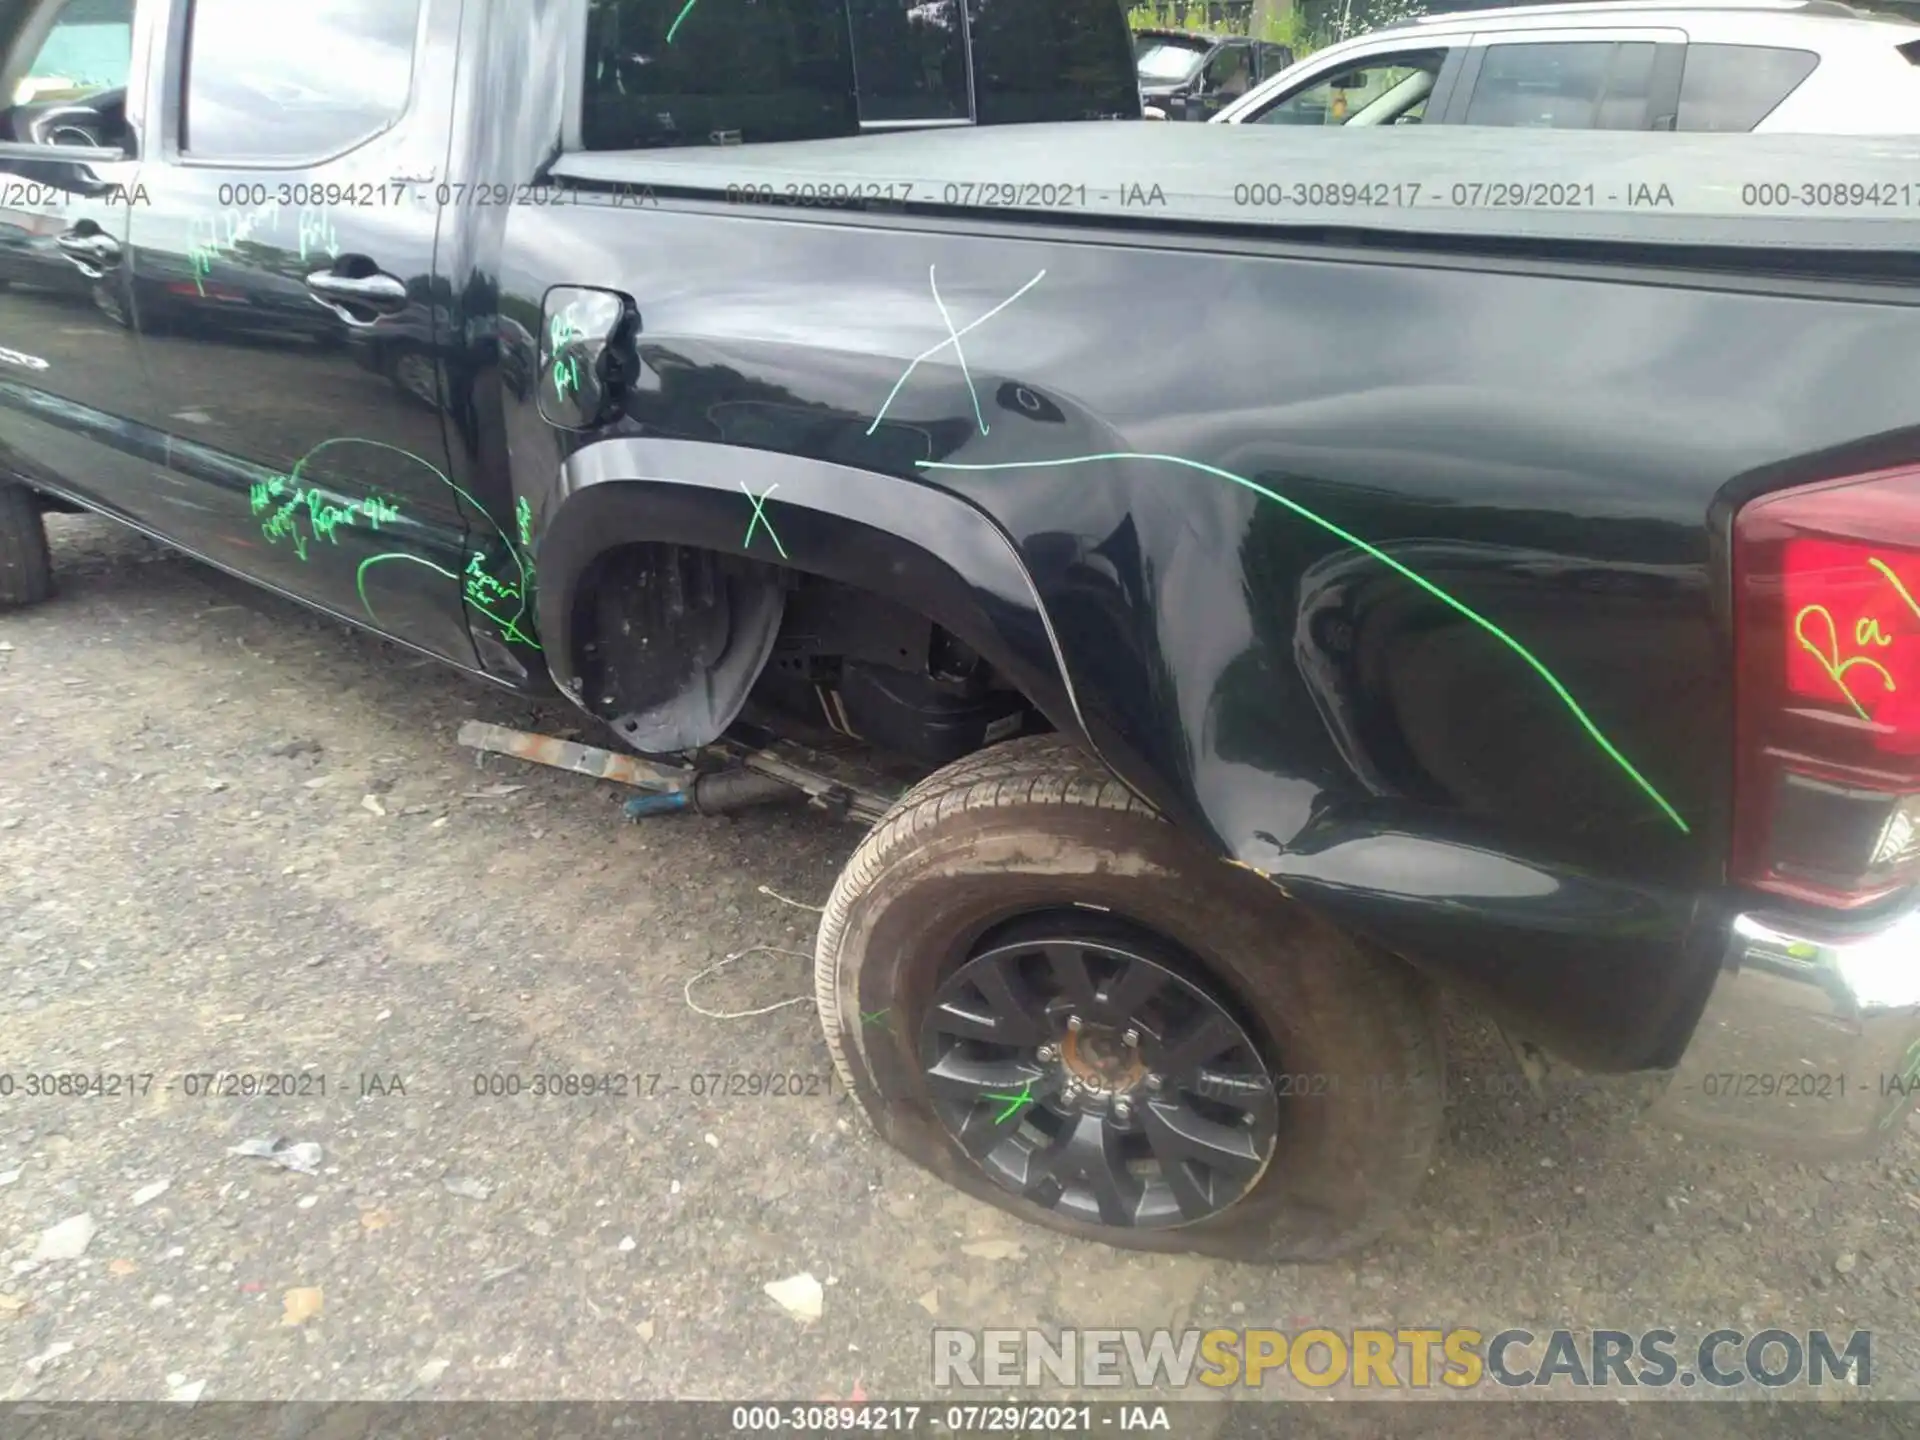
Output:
[{"xmin": 536, "ymin": 436, "xmax": 1090, "ymax": 750}]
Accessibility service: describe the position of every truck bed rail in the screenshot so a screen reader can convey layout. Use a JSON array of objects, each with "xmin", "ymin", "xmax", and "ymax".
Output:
[{"xmin": 548, "ymin": 123, "xmax": 1920, "ymax": 262}]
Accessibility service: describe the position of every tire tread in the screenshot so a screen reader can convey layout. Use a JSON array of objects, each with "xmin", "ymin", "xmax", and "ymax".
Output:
[
  {"xmin": 816, "ymin": 737, "xmax": 1147, "ymax": 1093},
  {"xmin": 0, "ymin": 485, "xmax": 52, "ymax": 609},
  {"xmin": 814, "ymin": 734, "xmax": 1441, "ymax": 1260}
]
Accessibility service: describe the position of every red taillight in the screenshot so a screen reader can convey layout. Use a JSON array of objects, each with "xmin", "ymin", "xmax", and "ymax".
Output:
[{"xmin": 1733, "ymin": 463, "xmax": 1920, "ymax": 907}]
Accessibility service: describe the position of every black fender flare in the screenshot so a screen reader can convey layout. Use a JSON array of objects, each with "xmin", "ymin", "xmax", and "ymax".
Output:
[{"xmin": 536, "ymin": 435, "xmax": 1094, "ymax": 759}]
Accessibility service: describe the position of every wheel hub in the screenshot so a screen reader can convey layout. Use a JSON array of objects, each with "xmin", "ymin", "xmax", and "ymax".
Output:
[
  {"xmin": 917, "ymin": 925, "xmax": 1281, "ymax": 1231},
  {"xmin": 1059, "ymin": 1022, "xmax": 1146, "ymax": 1094}
]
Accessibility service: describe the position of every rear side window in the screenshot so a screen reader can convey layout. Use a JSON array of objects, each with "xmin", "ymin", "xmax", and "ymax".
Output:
[
  {"xmin": 581, "ymin": 0, "xmax": 857, "ymax": 149},
  {"xmin": 967, "ymin": 0, "xmax": 1139, "ymax": 123},
  {"xmin": 580, "ymin": 0, "xmax": 1138, "ymax": 148},
  {"xmin": 846, "ymin": 0, "xmax": 969, "ymax": 124},
  {"xmin": 1463, "ymin": 41, "xmax": 1656, "ymax": 130},
  {"xmin": 1675, "ymin": 44, "xmax": 1819, "ymax": 132},
  {"xmin": 183, "ymin": 0, "xmax": 421, "ymax": 160},
  {"xmin": 1592, "ymin": 40, "xmax": 1654, "ymax": 127}
]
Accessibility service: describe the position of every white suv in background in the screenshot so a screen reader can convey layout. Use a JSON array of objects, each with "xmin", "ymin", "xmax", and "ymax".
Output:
[{"xmin": 1210, "ymin": 0, "xmax": 1920, "ymax": 133}]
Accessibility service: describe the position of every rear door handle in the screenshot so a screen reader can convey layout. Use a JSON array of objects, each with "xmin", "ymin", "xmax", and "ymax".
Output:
[
  {"xmin": 306, "ymin": 265, "xmax": 408, "ymax": 321},
  {"xmin": 54, "ymin": 227, "xmax": 121, "ymax": 274}
]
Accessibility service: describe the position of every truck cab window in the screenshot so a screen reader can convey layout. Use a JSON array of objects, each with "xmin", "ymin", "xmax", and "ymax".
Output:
[
  {"xmin": 966, "ymin": 0, "xmax": 1139, "ymax": 123},
  {"xmin": 2, "ymin": 0, "xmax": 132, "ymax": 149},
  {"xmin": 1134, "ymin": 36, "xmax": 1207, "ymax": 88},
  {"xmin": 1254, "ymin": 42, "xmax": 1294, "ymax": 81},
  {"xmin": 581, "ymin": 0, "xmax": 858, "ymax": 149},
  {"xmin": 1203, "ymin": 43, "xmax": 1251, "ymax": 103},
  {"xmin": 1254, "ymin": 49, "xmax": 1445, "ymax": 126},
  {"xmin": 182, "ymin": 0, "xmax": 422, "ymax": 161},
  {"xmin": 846, "ymin": 0, "xmax": 968, "ymax": 124}
]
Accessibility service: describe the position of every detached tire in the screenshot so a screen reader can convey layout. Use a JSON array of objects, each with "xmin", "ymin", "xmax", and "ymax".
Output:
[
  {"xmin": 815, "ymin": 735, "xmax": 1443, "ymax": 1261},
  {"xmin": 0, "ymin": 484, "xmax": 52, "ymax": 608}
]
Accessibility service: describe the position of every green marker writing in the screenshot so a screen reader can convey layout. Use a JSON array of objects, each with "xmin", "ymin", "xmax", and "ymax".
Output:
[
  {"xmin": 298, "ymin": 207, "xmax": 340, "ymax": 264},
  {"xmin": 257, "ymin": 479, "xmax": 401, "ymax": 558},
  {"xmin": 548, "ymin": 309, "xmax": 587, "ymax": 402},
  {"xmin": 740, "ymin": 481, "xmax": 788, "ymax": 558},
  {"xmin": 981, "ymin": 1079, "xmax": 1036, "ymax": 1124},
  {"xmin": 922, "ymin": 450, "xmax": 1689, "ymax": 834},
  {"xmin": 665, "ymin": 0, "xmax": 701, "ymax": 42},
  {"xmin": 257, "ymin": 437, "xmax": 539, "ymax": 655}
]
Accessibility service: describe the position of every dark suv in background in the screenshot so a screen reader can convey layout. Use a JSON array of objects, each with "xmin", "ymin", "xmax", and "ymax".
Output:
[{"xmin": 1135, "ymin": 26, "xmax": 1294, "ymax": 119}]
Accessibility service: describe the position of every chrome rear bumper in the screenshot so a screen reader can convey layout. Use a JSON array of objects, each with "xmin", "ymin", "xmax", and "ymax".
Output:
[{"xmin": 1653, "ymin": 901, "xmax": 1920, "ymax": 1158}]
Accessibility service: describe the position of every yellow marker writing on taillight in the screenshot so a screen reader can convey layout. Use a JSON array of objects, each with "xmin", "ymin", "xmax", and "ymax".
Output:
[
  {"xmin": 1793, "ymin": 603, "xmax": 1896, "ymax": 720},
  {"xmin": 1871, "ymin": 557, "xmax": 1920, "ymax": 620}
]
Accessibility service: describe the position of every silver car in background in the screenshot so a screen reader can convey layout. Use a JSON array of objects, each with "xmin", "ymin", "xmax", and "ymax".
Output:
[{"xmin": 1210, "ymin": 0, "xmax": 1920, "ymax": 133}]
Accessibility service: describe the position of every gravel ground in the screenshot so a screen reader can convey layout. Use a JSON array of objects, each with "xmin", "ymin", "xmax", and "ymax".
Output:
[{"xmin": 0, "ymin": 515, "xmax": 1917, "ymax": 1433}]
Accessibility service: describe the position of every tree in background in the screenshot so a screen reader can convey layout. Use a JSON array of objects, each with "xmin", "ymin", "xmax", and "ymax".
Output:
[
  {"xmin": 1128, "ymin": 0, "xmax": 1429, "ymax": 56},
  {"xmin": 1313, "ymin": 0, "xmax": 1428, "ymax": 44}
]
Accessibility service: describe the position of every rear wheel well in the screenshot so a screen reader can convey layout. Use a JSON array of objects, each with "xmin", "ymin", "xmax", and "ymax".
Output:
[{"xmin": 568, "ymin": 541, "xmax": 1051, "ymax": 765}]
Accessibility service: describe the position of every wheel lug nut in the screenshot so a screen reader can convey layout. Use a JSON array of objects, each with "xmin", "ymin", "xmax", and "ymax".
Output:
[
  {"xmin": 1066, "ymin": 1015, "xmax": 1083, "ymax": 1033},
  {"xmin": 1036, "ymin": 1044, "xmax": 1056, "ymax": 1063},
  {"xmin": 1121, "ymin": 1027, "xmax": 1139, "ymax": 1048}
]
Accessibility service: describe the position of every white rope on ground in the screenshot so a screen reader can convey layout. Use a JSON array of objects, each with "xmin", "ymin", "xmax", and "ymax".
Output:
[
  {"xmin": 682, "ymin": 945, "xmax": 815, "ymax": 1019},
  {"xmin": 758, "ymin": 884, "xmax": 824, "ymax": 912},
  {"xmin": 681, "ymin": 885, "xmax": 827, "ymax": 1019}
]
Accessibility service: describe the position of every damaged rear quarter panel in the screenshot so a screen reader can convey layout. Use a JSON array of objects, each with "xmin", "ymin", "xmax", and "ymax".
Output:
[{"xmin": 498, "ymin": 200, "xmax": 1920, "ymax": 1069}]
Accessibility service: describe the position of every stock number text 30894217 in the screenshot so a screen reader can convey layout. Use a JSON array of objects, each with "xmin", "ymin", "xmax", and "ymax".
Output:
[{"xmin": 468, "ymin": 1071, "xmax": 841, "ymax": 1098}]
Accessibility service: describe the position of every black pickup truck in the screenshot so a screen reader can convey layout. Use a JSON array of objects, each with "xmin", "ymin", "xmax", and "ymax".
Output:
[
  {"xmin": 2, "ymin": 0, "xmax": 1918, "ymax": 1262},
  {"xmin": 1134, "ymin": 26, "xmax": 1293, "ymax": 122}
]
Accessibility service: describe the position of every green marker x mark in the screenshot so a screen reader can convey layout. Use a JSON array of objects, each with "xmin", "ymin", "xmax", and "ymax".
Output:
[
  {"xmin": 741, "ymin": 481, "xmax": 788, "ymax": 558},
  {"xmin": 860, "ymin": 1008, "xmax": 890, "ymax": 1031},
  {"xmin": 982, "ymin": 1079, "xmax": 1036, "ymax": 1124}
]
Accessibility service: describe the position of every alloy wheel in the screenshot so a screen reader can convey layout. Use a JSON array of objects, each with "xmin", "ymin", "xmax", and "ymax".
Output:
[{"xmin": 917, "ymin": 922, "xmax": 1280, "ymax": 1229}]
